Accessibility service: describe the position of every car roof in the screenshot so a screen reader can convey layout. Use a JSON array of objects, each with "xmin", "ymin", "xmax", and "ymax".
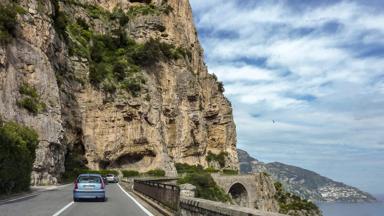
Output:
[{"xmin": 78, "ymin": 173, "xmax": 102, "ymax": 177}]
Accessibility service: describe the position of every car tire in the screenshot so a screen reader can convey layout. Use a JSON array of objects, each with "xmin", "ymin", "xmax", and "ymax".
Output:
[{"xmin": 74, "ymin": 198, "xmax": 79, "ymax": 202}]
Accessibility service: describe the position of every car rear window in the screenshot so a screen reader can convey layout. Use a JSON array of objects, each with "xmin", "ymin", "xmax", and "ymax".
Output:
[
  {"xmin": 106, "ymin": 174, "xmax": 114, "ymax": 177},
  {"xmin": 77, "ymin": 176, "xmax": 101, "ymax": 183}
]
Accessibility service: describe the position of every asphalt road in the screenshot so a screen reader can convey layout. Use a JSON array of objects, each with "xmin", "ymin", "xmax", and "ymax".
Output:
[{"xmin": 0, "ymin": 183, "xmax": 152, "ymax": 216}]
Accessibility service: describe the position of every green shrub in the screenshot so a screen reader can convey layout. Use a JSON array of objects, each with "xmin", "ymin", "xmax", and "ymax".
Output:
[
  {"xmin": 204, "ymin": 167, "xmax": 219, "ymax": 173},
  {"xmin": 130, "ymin": 0, "xmax": 152, "ymax": 3},
  {"xmin": 66, "ymin": 22, "xmax": 92, "ymax": 58},
  {"xmin": 175, "ymin": 163, "xmax": 204, "ymax": 174},
  {"xmin": 0, "ymin": 121, "xmax": 38, "ymax": 194},
  {"xmin": 262, "ymin": 172, "xmax": 270, "ymax": 177},
  {"xmin": 131, "ymin": 39, "xmax": 163, "ymax": 66},
  {"xmin": 17, "ymin": 83, "xmax": 46, "ymax": 114},
  {"xmin": 127, "ymin": 3, "xmax": 173, "ymax": 17},
  {"xmin": 127, "ymin": 4, "xmax": 158, "ymax": 17},
  {"xmin": 50, "ymin": 3, "xmax": 183, "ymax": 97},
  {"xmin": 19, "ymin": 83, "xmax": 38, "ymax": 98},
  {"xmin": 50, "ymin": 0, "xmax": 68, "ymax": 38},
  {"xmin": 178, "ymin": 172, "xmax": 231, "ymax": 202},
  {"xmin": 274, "ymin": 182, "xmax": 321, "ymax": 215},
  {"xmin": 122, "ymin": 170, "xmax": 140, "ymax": 178},
  {"xmin": 0, "ymin": 4, "xmax": 18, "ymax": 45},
  {"xmin": 132, "ymin": 38, "xmax": 185, "ymax": 67},
  {"xmin": 76, "ymin": 17, "xmax": 89, "ymax": 30},
  {"xmin": 222, "ymin": 169, "xmax": 238, "ymax": 175},
  {"xmin": 206, "ymin": 151, "xmax": 228, "ymax": 168},
  {"xmin": 85, "ymin": 4, "xmax": 110, "ymax": 19},
  {"xmin": 89, "ymin": 63, "xmax": 111, "ymax": 85},
  {"xmin": 113, "ymin": 62, "xmax": 128, "ymax": 81},
  {"xmin": 175, "ymin": 163, "xmax": 231, "ymax": 203},
  {"xmin": 145, "ymin": 169, "xmax": 165, "ymax": 177},
  {"xmin": 17, "ymin": 98, "xmax": 46, "ymax": 114},
  {"xmin": 218, "ymin": 81, "xmax": 225, "ymax": 93},
  {"xmin": 101, "ymin": 79, "xmax": 117, "ymax": 94},
  {"xmin": 121, "ymin": 78, "xmax": 141, "ymax": 97},
  {"xmin": 110, "ymin": 8, "xmax": 129, "ymax": 26}
]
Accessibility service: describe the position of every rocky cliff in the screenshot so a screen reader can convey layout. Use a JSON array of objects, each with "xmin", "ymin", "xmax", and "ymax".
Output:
[
  {"xmin": 238, "ymin": 149, "xmax": 377, "ymax": 203},
  {"xmin": 0, "ymin": 0, "xmax": 238, "ymax": 185}
]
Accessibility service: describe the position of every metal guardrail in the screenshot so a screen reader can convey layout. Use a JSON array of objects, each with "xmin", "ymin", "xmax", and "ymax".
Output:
[{"xmin": 133, "ymin": 179, "xmax": 180, "ymax": 211}]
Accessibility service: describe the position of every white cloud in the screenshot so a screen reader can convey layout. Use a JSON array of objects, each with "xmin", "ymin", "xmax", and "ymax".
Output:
[
  {"xmin": 211, "ymin": 65, "xmax": 274, "ymax": 82},
  {"xmin": 190, "ymin": 0, "xmax": 384, "ymax": 193}
]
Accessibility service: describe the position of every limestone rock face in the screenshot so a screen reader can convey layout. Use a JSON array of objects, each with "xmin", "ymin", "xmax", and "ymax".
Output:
[
  {"xmin": 0, "ymin": 0, "xmax": 65, "ymax": 185},
  {"xmin": 0, "ymin": 0, "xmax": 238, "ymax": 184}
]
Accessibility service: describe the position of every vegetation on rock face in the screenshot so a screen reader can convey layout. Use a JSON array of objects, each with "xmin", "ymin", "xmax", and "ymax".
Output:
[
  {"xmin": 122, "ymin": 170, "xmax": 139, "ymax": 177},
  {"xmin": 0, "ymin": 3, "xmax": 25, "ymax": 45},
  {"xmin": 50, "ymin": 1, "xmax": 188, "ymax": 97},
  {"xmin": 204, "ymin": 167, "xmax": 219, "ymax": 173},
  {"xmin": 132, "ymin": 38, "xmax": 190, "ymax": 67},
  {"xmin": 218, "ymin": 81, "xmax": 225, "ymax": 93},
  {"xmin": 121, "ymin": 169, "xmax": 165, "ymax": 177},
  {"xmin": 222, "ymin": 169, "xmax": 238, "ymax": 175},
  {"xmin": 130, "ymin": 0, "xmax": 153, "ymax": 5},
  {"xmin": 17, "ymin": 83, "xmax": 47, "ymax": 114},
  {"xmin": 0, "ymin": 120, "xmax": 38, "ymax": 194},
  {"xmin": 206, "ymin": 151, "xmax": 228, "ymax": 168},
  {"xmin": 127, "ymin": 3, "xmax": 173, "ymax": 17},
  {"xmin": 175, "ymin": 163, "xmax": 204, "ymax": 173},
  {"xmin": 145, "ymin": 169, "xmax": 166, "ymax": 177},
  {"xmin": 274, "ymin": 182, "xmax": 322, "ymax": 216},
  {"xmin": 176, "ymin": 163, "xmax": 231, "ymax": 203},
  {"xmin": 0, "ymin": 4, "xmax": 17, "ymax": 45}
]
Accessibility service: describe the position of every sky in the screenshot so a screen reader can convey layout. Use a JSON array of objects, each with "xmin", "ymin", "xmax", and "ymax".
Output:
[{"xmin": 189, "ymin": 0, "xmax": 384, "ymax": 195}]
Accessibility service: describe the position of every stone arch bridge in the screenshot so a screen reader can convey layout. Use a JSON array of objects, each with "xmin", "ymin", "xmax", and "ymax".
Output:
[{"xmin": 211, "ymin": 173, "xmax": 279, "ymax": 212}]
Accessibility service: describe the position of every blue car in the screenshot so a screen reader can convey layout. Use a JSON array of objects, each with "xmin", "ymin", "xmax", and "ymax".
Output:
[{"xmin": 73, "ymin": 174, "xmax": 106, "ymax": 202}]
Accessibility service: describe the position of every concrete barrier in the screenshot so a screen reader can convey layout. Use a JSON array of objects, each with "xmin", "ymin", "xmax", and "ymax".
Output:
[{"xmin": 179, "ymin": 197, "xmax": 287, "ymax": 216}]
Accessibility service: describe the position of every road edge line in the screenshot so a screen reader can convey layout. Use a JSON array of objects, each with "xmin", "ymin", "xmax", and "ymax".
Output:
[
  {"xmin": 52, "ymin": 201, "xmax": 74, "ymax": 216},
  {"xmin": 0, "ymin": 193, "xmax": 40, "ymax": 205},
  {"xmin": 1, "ymin": 184, "xmax": 72, "ymax": 205},
  {"xmin": 117, "ymin": 183, "xmax": 154, "ymax": 216}
]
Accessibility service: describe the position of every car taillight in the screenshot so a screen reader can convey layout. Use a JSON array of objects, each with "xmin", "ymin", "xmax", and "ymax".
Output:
[{"xmin": 74, "ymin": 179, "xmax": 78, "ymax": 189}]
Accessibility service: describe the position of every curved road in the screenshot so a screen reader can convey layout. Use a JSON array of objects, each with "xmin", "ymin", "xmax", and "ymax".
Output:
[{"xmin": 0, "ymin": 183, "xmax": 152, "ymax": 216}]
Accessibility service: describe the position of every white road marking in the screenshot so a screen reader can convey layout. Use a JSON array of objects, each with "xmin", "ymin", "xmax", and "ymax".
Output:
[
  {"xmin": 52, "ymin": 201, "xmax": 74, "ymax": 216},
  {"xmin": 1, "ymin": 184, "xmax": 72, "ymax": 205},
  {"xmin": 117, "ymin": 183, "xmax": 154, "ymax": 216},
  {"xmin": 0, "ymin": 193, "xmax": 39, "ymax": 204}
]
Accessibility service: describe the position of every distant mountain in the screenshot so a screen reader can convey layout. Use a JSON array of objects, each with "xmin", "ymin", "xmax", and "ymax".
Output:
[{"xmin": 237, "ymin": 149, "xmax": 377, "ymax": 203}]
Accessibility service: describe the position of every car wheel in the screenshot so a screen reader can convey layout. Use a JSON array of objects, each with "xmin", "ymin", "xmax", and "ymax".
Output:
[{"xmin": 74, "ymin": 198, "xmax": 79, "ymax": 202}]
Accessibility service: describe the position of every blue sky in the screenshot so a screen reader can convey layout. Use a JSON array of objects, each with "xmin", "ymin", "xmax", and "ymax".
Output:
[{"xmin": 189, "ymin": 0, "xmax": 384, "ymax": 195}]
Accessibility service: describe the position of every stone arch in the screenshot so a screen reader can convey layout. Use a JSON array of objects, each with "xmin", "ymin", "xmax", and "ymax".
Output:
[{"xmin": 227, "ymin": 182, "xmax": 249, "ymax": 207}]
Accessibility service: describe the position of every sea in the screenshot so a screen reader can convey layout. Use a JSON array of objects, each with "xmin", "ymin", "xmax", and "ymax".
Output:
[{"xmin": 318, "ymin": 201, "xmax": 384, "ymax": 216}]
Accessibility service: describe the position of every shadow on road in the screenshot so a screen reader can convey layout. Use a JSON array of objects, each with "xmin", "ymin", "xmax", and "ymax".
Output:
[{"xmin": 75, "ymin": 198, "xmax": 108, "ymax": 202}]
